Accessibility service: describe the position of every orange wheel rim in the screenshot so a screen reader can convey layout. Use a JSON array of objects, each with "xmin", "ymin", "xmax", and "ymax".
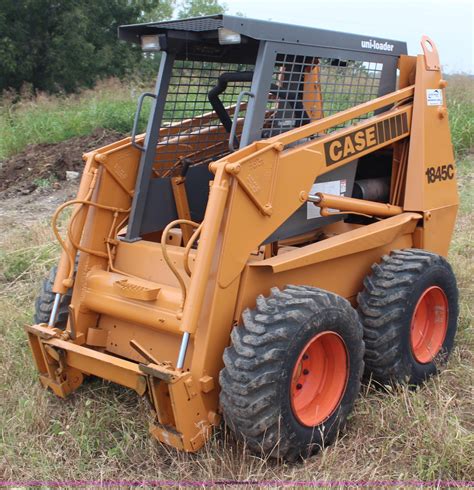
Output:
[
  {"xmin": 290, "ymin": 331, "xmax": 348, "ymax": 427},
  {"xmin": 410, "ymin": 286, "xmax": 448, "ymax": 363}
]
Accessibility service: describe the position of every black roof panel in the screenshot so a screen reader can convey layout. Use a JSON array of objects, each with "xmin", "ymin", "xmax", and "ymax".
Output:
[{"xmin": 119, "ymin": 15, "xmax": 407, "ymax": 58}]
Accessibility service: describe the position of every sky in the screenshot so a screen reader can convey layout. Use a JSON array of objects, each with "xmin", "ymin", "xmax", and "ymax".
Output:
[{"xmin": 226, "ymin": 0, "xmax": 474, "ymax": 74}]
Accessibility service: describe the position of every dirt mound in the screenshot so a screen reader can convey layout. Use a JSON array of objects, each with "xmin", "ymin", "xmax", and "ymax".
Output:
[{"xmin": 0, "ymin": 128, "xmax": 125, "ymax": 196}]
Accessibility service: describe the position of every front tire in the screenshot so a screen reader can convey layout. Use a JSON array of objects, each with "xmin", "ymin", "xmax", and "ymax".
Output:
[
  {"xmin": 358, "ymin": 249, "xmax": 459, "ymax": 386},
  {"xmin": 219, "ymin": 285, "xmax": 364, "ymax": 460}
]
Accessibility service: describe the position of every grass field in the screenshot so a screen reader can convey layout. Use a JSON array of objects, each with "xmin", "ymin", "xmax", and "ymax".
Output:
[
  {"xmin": 1, "ymin": 74, "xmax": 473, "ymax": 161},
  {"xmin": 0, "ymin": 75, "xmax": 473, "ymax": 484},
  {"xmin": 0, "ymin": 79, "xmax": 153, "ymax": 160}
]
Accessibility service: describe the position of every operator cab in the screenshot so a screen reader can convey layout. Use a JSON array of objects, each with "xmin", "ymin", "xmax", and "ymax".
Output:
[{"xmin": 118, "ymin": 15, "xmax": 406, "ymax": 243}]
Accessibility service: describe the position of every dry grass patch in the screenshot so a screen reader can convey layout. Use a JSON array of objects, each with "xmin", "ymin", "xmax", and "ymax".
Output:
[{"xmin": 1, "ymin": 156, "xmax": 472, "ymax": 483}]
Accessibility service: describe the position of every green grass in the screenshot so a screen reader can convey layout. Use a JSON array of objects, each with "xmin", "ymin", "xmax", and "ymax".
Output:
[
  {"xmin": 447, "ymin": 75, "xmax": 474, "ymax": 156},
  {"xmin": 0, "ymin": 79, "xmax": 153, "ymax": 159},
  {"xmin": 0, "ymin": 74, "xmax": 472, "ymax": 160}
]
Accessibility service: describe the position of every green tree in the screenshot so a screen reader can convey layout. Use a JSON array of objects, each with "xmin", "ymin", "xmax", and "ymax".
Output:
[
  {"xmin": 0, "ymin": 0, "xmax": 149, "ymax": 93},
  {"xmin": 177, "ymin": 0, "xmax": 226, "ymax": 18},
  {"xmin": 0, "ymin": 0, "xmax": 228, "ymax": 94},
  {"xmin": 143, "ymin": 1, "xmax": 176, "ymax": 22}
]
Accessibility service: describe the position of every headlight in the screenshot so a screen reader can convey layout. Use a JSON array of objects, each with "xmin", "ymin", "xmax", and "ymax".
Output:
[
  {"xmin": 141, "ymin": 34, "xmax": 162, "ymax": 52},
  {"xmin": 218, "ymin": 28, "xmax": 241, "ymax": 45}
]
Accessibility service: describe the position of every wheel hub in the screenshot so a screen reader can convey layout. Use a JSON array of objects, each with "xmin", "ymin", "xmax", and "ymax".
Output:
[
  {"xmin": 290, "ymin": 331, "xmax": 348, "ymax": 427},
  {"xmin": 410, "ymin": 286, "xmax": 449, "ymax": 363}
]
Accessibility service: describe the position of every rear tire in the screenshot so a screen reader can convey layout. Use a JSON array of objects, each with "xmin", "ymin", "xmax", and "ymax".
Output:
[
  {"xmin": 357, "ymin": 249, "xmax": 458, "ymax": 386},
  {"xmin": 34, "ymin": 266, "xmax": 72, "ymax": 330},
  {"xmin": 219, "ymin": 285, "xmax": 364, "ymax": 460}
]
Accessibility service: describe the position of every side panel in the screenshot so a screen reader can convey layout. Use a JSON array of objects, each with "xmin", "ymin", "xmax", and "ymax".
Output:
[
  {"xmin": 235, "ymin": 222, "xmax": 417, "ymax": 320},
  {"xmin": 415, "ymin": 204, "xmax": 458, "ymax": 257},
  {"xmin": 401, "ymin": 45, "xmax": 458, "ymax": 257},
  {"xmin": 140, "ymin": 164, "xmax": 213, "ymax": 235}
]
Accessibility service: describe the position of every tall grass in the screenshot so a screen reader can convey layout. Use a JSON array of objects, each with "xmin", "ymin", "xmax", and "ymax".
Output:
[
  {"xmin": 447, "ymin": 75, "xmax": 474, "ymax": 155},
  {"xmin": 0, "ymin": 79, "xmax": 153, "ymax": 159},
  {"xmin": 0, "ymin": 74, "xmax": 472, "ymax": 160}
]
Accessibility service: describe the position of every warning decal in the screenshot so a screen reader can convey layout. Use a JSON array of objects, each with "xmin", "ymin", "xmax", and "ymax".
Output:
[{"xmin": 426, "ymin": 89, "xmax": 443, "ymax": 106}]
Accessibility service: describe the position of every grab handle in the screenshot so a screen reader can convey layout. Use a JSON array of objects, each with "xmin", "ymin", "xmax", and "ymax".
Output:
[
  {"xmin": 131, "ymin": 92, "xmax": 157, "ymax": 151},
  {"xmin": 229, "ymin": 91, "xmax": 254, "ymax": 152}
]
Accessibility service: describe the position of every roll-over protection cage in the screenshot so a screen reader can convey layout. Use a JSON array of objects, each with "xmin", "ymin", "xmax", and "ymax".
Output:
[{"xmin": 118, "ymin": 15, "xmax": 407, "ymax": 242}]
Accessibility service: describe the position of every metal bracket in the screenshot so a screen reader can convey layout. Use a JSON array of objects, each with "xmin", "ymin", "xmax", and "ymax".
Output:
[
  {"xmin": 25, "ymin": 324, "xmax": 62, "ymax": 340},
  {"xmin": 139, "ymin": 362, "xmax": 181, "ymax": 384},
  {"xmin": 230, "ymin": 143, "xmax": 282, "ymax": 216},
  {"xmin": 420, "ymin": 35, "xmax": 440, "ymax": 71}
]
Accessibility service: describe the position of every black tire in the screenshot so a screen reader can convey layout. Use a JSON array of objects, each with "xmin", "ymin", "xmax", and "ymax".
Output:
[
  {"xmin": 358, "ymin": 249, "xmax": 459, "ymax": 386},
  {"xmin": 219, "ymin": 285, "xmax": 364, "ymax": 460},
  {"xmin": 34, "ymin": 266, "xmax": 73, "ymax": 330}
]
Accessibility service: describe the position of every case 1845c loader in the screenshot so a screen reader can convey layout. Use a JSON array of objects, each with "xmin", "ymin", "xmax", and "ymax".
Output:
[{"xmin": 28, "ymin": 15, "xmax": 459, "ymax": 460}]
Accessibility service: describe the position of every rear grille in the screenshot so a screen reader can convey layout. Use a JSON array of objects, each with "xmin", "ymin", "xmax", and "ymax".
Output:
[{"xmin": 148, "ymin": 17, "xmax": 223, "ymax": 32}]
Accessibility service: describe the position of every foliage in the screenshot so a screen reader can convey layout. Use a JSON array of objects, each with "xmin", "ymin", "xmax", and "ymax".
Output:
[
  {"xmin": 0, "ymin": 0, "xmax": 148, "ymax": 93},
  {"xmin": 177, "ymin": 0, "xmax": 226, "ymax": 18},
  {"xmin": 0, "ymin": 0, "xmax": 227, "ymax": 94},
  {"xmin": 142, "ymin": 1, "xmax": 176, "ymax": 22},
  {"xmin": 0, "ymin": 79, "xmax": 153, "ymax": 158},
  {"xmin": 446, "ymin": 75, "xmax": 474, "ymax": 156}
]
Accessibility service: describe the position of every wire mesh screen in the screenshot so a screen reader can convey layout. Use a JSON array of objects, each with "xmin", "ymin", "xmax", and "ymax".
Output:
[
  {"xmin": 153, "ymin": 60, "xmax": 254, "ymax": 178},
  {"xmin": 261, "ymin": 54, "xmax": 383, "ymax": 139}
]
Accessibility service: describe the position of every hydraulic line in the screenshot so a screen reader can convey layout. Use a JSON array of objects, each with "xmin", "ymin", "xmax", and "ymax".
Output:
[
  {"xmin": 184, "ymin": 224, "xmax": 203, "ymax": 277},
  {"xmin": 160, "ymin": 219, "xmax": 201, "ymax": 310}
]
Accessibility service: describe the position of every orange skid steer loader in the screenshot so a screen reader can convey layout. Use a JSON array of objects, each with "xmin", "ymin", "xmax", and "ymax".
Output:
[{"xmin": 28, "ymin": 16, "xmax": 459, "ymax": 460}]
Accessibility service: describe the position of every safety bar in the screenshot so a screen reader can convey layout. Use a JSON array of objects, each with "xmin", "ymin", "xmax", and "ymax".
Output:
[{"xmin": 208, "ymin": 71, "xmax": 254, "ymax": 133}]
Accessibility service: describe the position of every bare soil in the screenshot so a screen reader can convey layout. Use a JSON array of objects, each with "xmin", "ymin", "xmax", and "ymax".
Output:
[
  {"xmin": 0, "ymin": 128, "xmax": 126, "ymax": 228},
  {"xmin": 0, "ymin": 128, "xmax": 124, "ymax": 196}
]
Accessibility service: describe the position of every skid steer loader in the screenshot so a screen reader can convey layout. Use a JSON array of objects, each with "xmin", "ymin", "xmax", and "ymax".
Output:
[{"xmin": 28, "ymin": 15, "xmax": 459, "ymax": 460}]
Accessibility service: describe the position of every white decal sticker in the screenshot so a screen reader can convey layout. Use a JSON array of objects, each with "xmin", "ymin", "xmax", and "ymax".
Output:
[
  {"xmin": 426, "ymin": 89, "xmax": 443, "ymax": 106},
  {"xmin": 307, "ymin": 180, "xmax": 342, "ymax": 219},
  {"xmin": 340, "ymin": 179, "xmax": 347, "ymax": 194}
]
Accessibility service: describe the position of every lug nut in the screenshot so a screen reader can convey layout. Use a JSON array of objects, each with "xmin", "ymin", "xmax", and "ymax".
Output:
[
  {"xmin": 296, "ymin": 383, "xmax": 303, "ymax": 390},
  {"xmin": 303, "ymin": 369, "xmax": 309, "ymax": 375}
]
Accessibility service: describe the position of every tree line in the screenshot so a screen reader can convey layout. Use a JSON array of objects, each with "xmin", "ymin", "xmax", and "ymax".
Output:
[{"xmin": 0, "ymin": 0, "xmax": 226, "ymax": 94}]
